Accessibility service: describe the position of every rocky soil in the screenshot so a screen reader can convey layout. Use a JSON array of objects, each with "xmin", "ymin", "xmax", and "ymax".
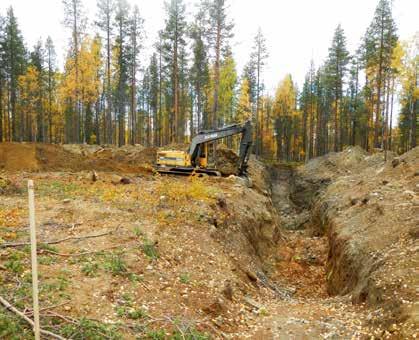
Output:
[{"xmin": 0, "ymin": 143, "xmax": 417, "ymax": 339}]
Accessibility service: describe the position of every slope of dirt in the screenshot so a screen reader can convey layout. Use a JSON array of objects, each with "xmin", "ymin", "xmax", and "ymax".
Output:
[
  {"xmin": 291, "ymin": 146, "xmax": 419, "ymax": 338},
  {"xmin": 0, "ymin": 143, "xmax": 155, "ymax": 174}
]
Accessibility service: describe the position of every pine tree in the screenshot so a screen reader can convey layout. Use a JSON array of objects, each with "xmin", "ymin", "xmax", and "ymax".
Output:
[
  {"xmin": 190, "ymin": 16, "xmax": 209, "ymax": 132},
  {"xmin": 96, "ymin": 0, "xmax": 115, "ymax": 144},
  {"xmin": 300, "ymin": 75, "xmax": 309, "ymax": 159},
  {"xmin": 114, "ymin": 0, "xmax": 130, "ymax": 146},
  {"xmin": 149, "ymin": 53, "xmax": 159, "ymax": 145},
  {"xmin": 178, "ymin": 44, "xmax": 189, "ymax": 140},
  {"xmin": 2, "ymin": 7, "xmax": 26, "ymax": 141},
  {"xmin": 307, "ymin": 60, "xmax": 316, "ymax": 159},
  {"xmin": 162, "ymin": 0, "xmax": 187, "ymax": 142},
  {"xmin": 251, "ymin": 28, "xmax": 268, "ymax": 155},
  {"xmin": 201, "ymin": 0, "xmax": 234, "ymax": 128},
  {"xmin": 45, "ymin": 36, "xmax": 57, "ymax": 143},
  {"xmin": 364, "ymin": 0, "xmax": 397, "ymax": 148},
  {"xmin": 348, "ymin": 54, "xmax": 361, "ymax": 146},
  {"xmin": 242, "ymin": 60, "xmax": 256, "ymax": 108},
  {"xmin": 155, "ymin": 31, "xmax": 167, "ymax": 145},
  {"xmin": 325, "ymin": 24, "xmax": 350, "ymax": 152},
  {"xmin": 127, "ymin": 5, "xmax": 143, "ymax": 145},
  {"xmin": 30, "ymin": 40, "xmax": 46, "ymax": 142},
  {"xmin": 387, "ymin": 42, "xmax": 404, "ymax": 152},
  {"xmin": 315, "ymin": 65, "xmax": 333, "ymax": 155}
]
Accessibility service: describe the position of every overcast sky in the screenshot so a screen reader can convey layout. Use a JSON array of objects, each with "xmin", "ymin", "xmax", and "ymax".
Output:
[{"xmin": 0, "ymin": 0, "xmax": 418, "ymax": 93}]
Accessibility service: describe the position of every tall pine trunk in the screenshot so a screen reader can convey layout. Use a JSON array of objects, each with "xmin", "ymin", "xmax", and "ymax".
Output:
[
  {"xmin": 173, "ymin": 36, "xmax": 179, "ymax": 143},
  {"xmin": 212, "ymin": 21, "xmax": 221, "ymax": 129},
  {"xmin": 374, "ymin": 14, "xmax": 385, "ymax": 149}
]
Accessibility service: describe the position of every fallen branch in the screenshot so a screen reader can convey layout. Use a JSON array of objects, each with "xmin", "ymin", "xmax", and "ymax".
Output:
[
  {"xmin": 256, "ymin": 271, "xmax": 295, "ymax": 299},
  {"xmin": 24, "ymin": 301, "xmax": 70, "ymax": 316},
  {"xmin": 1, "ymin": 226, "xmax": 120, "ymax": 249},
  {"xmin": 42, "ymin": 310, "xmax": 78, "ymax": 325},
  {"xmin": 39, "ymin": 241, "xmax": 138, "ymax": 257},
  {"xmin": 40, "ymin": 244, "xmax": 126, "ymax": 257},
  {"xmin": 0, "ymin": 296, "xmax": 67, "ymax": 340}
]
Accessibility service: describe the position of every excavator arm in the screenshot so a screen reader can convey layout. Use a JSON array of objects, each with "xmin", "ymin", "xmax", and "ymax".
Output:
[{"xmin": 189, "ymin": 120, "xmax": 253, "ymax": 175}]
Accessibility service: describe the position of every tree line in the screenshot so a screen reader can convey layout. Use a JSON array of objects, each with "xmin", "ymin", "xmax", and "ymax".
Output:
[{"xmin": 0, "ymin": 0, "xmax": 417, "ymax": 160}]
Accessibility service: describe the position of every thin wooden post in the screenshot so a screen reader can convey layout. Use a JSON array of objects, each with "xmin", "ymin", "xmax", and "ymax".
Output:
[{"xmin": 28, "ymin": 180, "xmax": 40, "ymax": 340}]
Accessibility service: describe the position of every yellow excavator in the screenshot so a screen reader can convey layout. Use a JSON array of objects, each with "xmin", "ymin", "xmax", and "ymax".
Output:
[{"xmin": 155, "ymin": 121, "xmax": 252, "ymax": 176}]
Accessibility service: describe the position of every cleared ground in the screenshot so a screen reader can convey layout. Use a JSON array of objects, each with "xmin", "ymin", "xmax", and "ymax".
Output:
[{"xmin": 0, "ymin": 143, "xmax": 417, "ymax": 339}]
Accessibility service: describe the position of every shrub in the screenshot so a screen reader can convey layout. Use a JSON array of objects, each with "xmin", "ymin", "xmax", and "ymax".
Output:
[
  {"xmin": 142, "ymin": 240, "xmax": 158, "ymax": 260},
  {"xmin": 104, "ymin": 255, "xmax": 127, "ymax": 276},
  {"xmin": 81, "ymin": 262, "xmax": 99, "ymax": 277}
]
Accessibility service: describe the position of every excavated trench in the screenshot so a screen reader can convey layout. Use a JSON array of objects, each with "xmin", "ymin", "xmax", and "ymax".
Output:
[
  {"xmin": 240, "ymin": 163, "xmax": 374, "ymax": 338},
  {"xmin": 267, "ymin": 164, "xmax": 329, "ymax": 298},
  {"xmin": 247, "ymin": 147, "xmax": 418, "ymax": 339}
]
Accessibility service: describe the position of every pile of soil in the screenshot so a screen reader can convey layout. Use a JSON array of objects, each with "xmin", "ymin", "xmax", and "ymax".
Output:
[
  {"xmin": 215, "ymin": 144, "xmax": 240, "ymax": 175},
  {"xmin": 0, "ymin": 143, "xmax": 87, "ymax": 172},
  {"xmin": 0, "ymin": 143, "xmax": 40, "ymax": 171},
  {"xmin": 0, "ymin": 143, "xmax": 157, "ymax": 173},
  {"xmin": 62, "ymin": 144, "xmax": 103, "ymax": 155},
  {"xmin": 291, "ymin": 146, "xmax": 397, "ymax": 207}
]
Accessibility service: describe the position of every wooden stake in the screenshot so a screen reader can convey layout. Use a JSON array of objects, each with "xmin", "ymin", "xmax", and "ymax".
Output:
[{"xmin": 28, "ymin": 180, "xmax": 40, "ymax": 340}]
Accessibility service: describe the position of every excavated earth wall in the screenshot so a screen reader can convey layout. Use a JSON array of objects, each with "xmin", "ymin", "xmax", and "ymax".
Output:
[{"xmin": 287, "ymin": 147, "xmax": 418, "ymax": 337}]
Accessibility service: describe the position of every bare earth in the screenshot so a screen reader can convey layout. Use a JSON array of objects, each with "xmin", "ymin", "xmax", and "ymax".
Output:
[{"xmin": 0, "ymin": 143, "xmax": 417, "ymax": 339}]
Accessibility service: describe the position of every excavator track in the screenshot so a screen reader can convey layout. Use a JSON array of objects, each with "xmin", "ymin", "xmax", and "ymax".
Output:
[{"xmin": 155, "ymin": 166, "xmax": 221, "ymax": 177}]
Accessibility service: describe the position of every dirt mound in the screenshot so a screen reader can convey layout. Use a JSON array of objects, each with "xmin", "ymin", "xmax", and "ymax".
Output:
[
  {"xmin": 291, "ymin": 146, "xmax": 398, "ymax": 207},
  {"xmin": 91, "ymin": 145, "xmax": 156, "ymax": 166},
  {"xmin": 62, "ymin": 144, "xmax": 103, "ymax": 155},
  {"xmin": 0, "ymin": 143, "xmax": 87, "ymax": 172},
  {"xmin": 215, "ymin": 144, "xmax": 240, "ymax": 175},
  {"xmin": 0, "ymin": 143, "xmax": 38, "ymax": 171},
  {"xmin": 0, "ymin": 143, "xmax": 156, "ymax": 173}
]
